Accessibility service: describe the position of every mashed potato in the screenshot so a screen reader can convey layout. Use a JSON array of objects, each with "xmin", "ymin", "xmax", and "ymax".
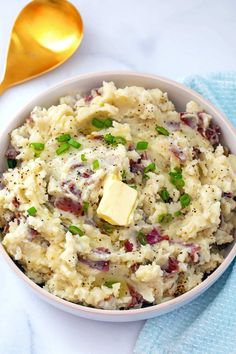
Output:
[{"xmin": 0, "ymin": 82, "xmax": 235, "ymax": 309}]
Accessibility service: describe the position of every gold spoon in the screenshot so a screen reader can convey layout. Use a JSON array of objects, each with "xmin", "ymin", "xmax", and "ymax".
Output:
[{"xmin": 0, "ymin": 0, "xmax": 83, "ymax": 95}]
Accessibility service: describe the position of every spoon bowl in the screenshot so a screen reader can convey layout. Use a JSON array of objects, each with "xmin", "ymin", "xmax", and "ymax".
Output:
[{"xmin": 0, "ymin": 0, "xmax": 83, "ymax": 95}]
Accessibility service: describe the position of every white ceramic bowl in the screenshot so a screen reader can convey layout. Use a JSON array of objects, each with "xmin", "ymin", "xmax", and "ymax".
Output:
[{"xmin": 0, "ymin": 71, "xmax": 235, "ymax": 322}]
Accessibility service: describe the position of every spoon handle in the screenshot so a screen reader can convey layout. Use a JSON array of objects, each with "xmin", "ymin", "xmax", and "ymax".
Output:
[{"xmin": 0, "ymin": 81, "xmax": 7, "ymax": 96}]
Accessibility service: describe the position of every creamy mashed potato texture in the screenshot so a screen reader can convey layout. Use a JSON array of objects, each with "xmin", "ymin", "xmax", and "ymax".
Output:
[{"xmin": 0, "ymin": 82, "xmax": 235, "ymax": 310}]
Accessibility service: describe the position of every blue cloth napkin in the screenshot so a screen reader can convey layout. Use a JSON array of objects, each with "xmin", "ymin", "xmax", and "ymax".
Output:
[{"xmin": 134, "ymin": 73, "xmax": 236, "ymax": 354}]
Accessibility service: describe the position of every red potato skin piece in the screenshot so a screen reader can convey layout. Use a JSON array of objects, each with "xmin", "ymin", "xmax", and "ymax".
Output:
[
  {"xmin": 93, "ymin": 247, "xmax": 111, "ymax": 254},
  {"xmin": 166, "ymin": 257, "xmax": 179, "ymax": 273},
  {"xmin": 165, "ymin": 121, "xmax": 181, "ymax": 132},
  {"xmin": 170, "ymin": 146, "xmax": 187, "ymax": 162},
  {"xmin": 140, "ymin": 151, "xmax": 148, "ymax": 160},
  {"xmin": 222, "ymin": 192, "xmax": 233, "ymax": 198},
  {"xmin": 78, "ymin": 255, "xmax": 109, "ymax": 272},
  {"xmin": 12, "ymin": 197, "xmax": 20, "ymax": 208},
  {"xmin": 130, "ymin": 263, "xmax": 140, "ymax": 273},
  {"xmin": 204, "ymin": 123, "xmax": 221, "ymax": 146},
  {"xmin": 127, "ymin": 285, "xmax": 143, "ymax": 309},
  {"xmin": 146, "ymin": 228, "xmax": 169, "ymax": 245},
  {"xmin": 180, "ymin": 112, "xmax": 220, "ymax": 146},
  {"xmin": 188, "ymin": 244, "xmax": 201, "ymax": 263},
  {"xmin": 180, "ymin": 113, "xmax": 197, "ymax": 129},
  {"xmin": 28, "ymin": 227, "xmax": 40, "ymax": 241},
  {"xmin": 81, "ymin": 171, "xmax": 92, "ymax": 178},
  {"xmin": 54, "ymin": 197, "xmax": 82, "ymax": 216},
  {"xmin": 129, "ymin": 159, "xmax": 144, "ymax": 174},
  {"xmin": 192, "ymin": 147, "xmax": 201, "ymax": 159},
  {"xmin": 5, "ymin": 147, "xmax": 19, "ymax": 159},
  {"xmin": 67, "ymin": 182, "xmax": 82, "ymax": 197},
  {"xmin": 84, "ymin": 94, "xmax": 93, "ymax": 103},
  {"xmin": 124, "ymin": 240, "xmax": 134, "ymax": 252}
]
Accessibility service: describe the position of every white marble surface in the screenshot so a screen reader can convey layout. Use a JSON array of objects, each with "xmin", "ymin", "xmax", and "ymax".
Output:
[{"xmin": 0, "ymin": 1, "xmax": 236, "ymax": 353}]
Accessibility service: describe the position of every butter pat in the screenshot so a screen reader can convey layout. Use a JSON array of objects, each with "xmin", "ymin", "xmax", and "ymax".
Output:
[{"xmin": 97, "ymin": 175, "xmax": 138, "ymax": 226}]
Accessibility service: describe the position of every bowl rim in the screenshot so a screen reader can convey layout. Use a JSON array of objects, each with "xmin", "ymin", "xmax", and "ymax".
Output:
[{"xmin": 0, "ymin": 70, "xmax": 235, "ymax": 318}]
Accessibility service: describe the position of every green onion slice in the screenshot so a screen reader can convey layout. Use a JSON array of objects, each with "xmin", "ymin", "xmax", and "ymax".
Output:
[
  {"xmin": 104, "ymin": 133, "xmax": 126, "ymax": 146},
  {"xmin": 81, "ymin": 154, "xmax": 87, "ymax": 162},
  {"xmin": 104, "ymin": 133, "xmax": 116, "ymax": 144},
  {"xmin": 34, "ymin": 152, "xmax": 41, "ymax": 158},
  {"xmin": 92, "ymin": 118, "xmax": 113, "ymax": 129},
  {"xmin": 159, "ymin": 189, "xmax": 170, "ymax": 202},
  {"xmin": 180, "ymin": 193, "xmax": 191, "ymax": 208},
  {"xmin": 92, "ymin": 118, "xmax": 105, "ymax": 129},
  {"xmin": 82, "ymin": 201, "xmax": 89, "ymax": 213},
  {"xmin": 157, "ymin": 213, "xmax": 173, "ymax": 224},
  {"xmin": 102, "ymin": 222, "xmax": 115, "ymax": 234},
  {"xmin": 136, "ymin": 141, "xmax": 148, "ymax": 150},
  {"xmin": 92, "ymin": 160, "xmax": 100, "ymax": 170},
  {"xmin": 68, "ymin": 139, "xmax": 81, "ymax": 149},
  {"xmin": 144, "ymin": 163, "xmax": 156, "ymax": 173},
  {"xmin": 156, "ymin": 125, "xmax": 170, "ymax": 136},
  {"xmin": 121, "ymin": 170, "xmax": 126, "ymax": 180},
  {"xmin": 169, "ymin": 168, "xmax": 185, "ymax": 190},
  {"xmin": 104, "ymin": 281, "xmax": 118, "ymax": 288},
  {"xmin": 114, "ymin": 136, "xmax": 126, "ymax": 145},
  {"xmin": 7, "ymin": 159, "xmax": 17, "ymax": 169},
  {"xmin": 174, "ymin": 210, "xmax": 182, "ymax": 217},
  {"xmin": 29, "ymin": 142, "xmax": 45, "ymax": 151},
  {"xmin": 103, "ymin": 118, "xmax": 113, "ymax": 128},
  {"xmin": 56, "ymin": 134, "xmax": 71, "ymax": 142},
  {"xmin": 68, "ymin": 225, "xmax": 84, "ymax": 236},
  {"xmin": 27, "ymin": 206, "xmax": 37, "ymax": 216},
  {"xmin": 56, "ymin": 143, "xmax": 70, "ymax": 155},
  {"xmin": 137, "ymin": 231, "xmax": 147, "ymax": 245}
]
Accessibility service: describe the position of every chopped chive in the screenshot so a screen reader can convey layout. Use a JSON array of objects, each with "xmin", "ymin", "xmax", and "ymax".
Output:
[
  {"xmin": 92, "ymin": 118, "xmax": 105, "ymax": 129},
  {"xmin": 81, "ymin": 153, "xmax": 87, "ymax": 162},
  {"xmin": 68, "ymin": 139, "xmax": 81, "ymax": 149},
  {"xmin": 103, "ymin": 118, "xmax": 113, "ymax": 128},
  {"xmin": 34, "ymin": 151, "xmax": 41, "ymax": 158},
  {"xmin": 27, "ymin": 206, "xmax": 37, "ymax": 216},
  {"xmin": 143, "ymin": 174, "xmax": 150, "ymax": 180},
  {"xmin": 169, "ymin": 168, "xmax": 185, "ymax": 190},
  {"xmin": 92, "ymin": 159, "xmax": 100, "ymax": 170},
  {"xmin": 104, "ymin": 133, "xmax": 116, "ymax": 145},
  {"xmin": 92, "ymin": 118, "xmax": 113, "ymax": 129},
  {"xmin": 104, "ymin": 281, "xmax": 117, "ymax": 288},
  {"xmin": 7, "ymin": 159, "xmax": 17, "ymax": 169},
  {"xmin": 136, "ymin": 141, "xmax": 148, "ymax": 150},
  {"xmin": 129, "ymin": 184, "xmax": 137, "ymax": 189},
  {"xmin": 68, "ymin": 225, "xmax": 84, "ymax": 236},
  {"xmin": 157, "ymin": 213, "xmax": 173, "ymax": 225},
  {"xmin": 180, "ymin": 193, "xmax": 191, "ymax": 208},
  {"xmin": 82, "ymin": 201, "xmax": 89, "ymax": 213},
  {"xmin": 174, "ymin": 210, "xmax": 182, "ymax": 217},
  {"xmin": 102, "ymin": 222, "xmax": 115, "ymax": 234},
  {"xmin": 159, "ymin": 189, "xmax": 170, "ymax": 202},
  {"xmin": 174, "ymin": 179, "xmax": 185, "ymax": 190},
  {"xmin": 172, "ymin": 167, "xmax": 181, "ymax": 173},
  {"xmin": 114, "ymin": 136, "xmax": 126, "ymax": 145},
  {"xmin": 137, "ymin": 231, "xmax": 147, "ymax": 245},
  {"xmin": 156, "ymin": 125, "xmax": 170, "ymax": 136},
  {"xmin": 29, "ymin": 142, "xmax": 45, "ymax": 151},
  {"xmin": 56, "ymin": 134, "xmax": 71, "ymax": 142},
  {"xmin": 56, "ymin": 143, "xmax": 70, "ymax": 155},
  {"xmin": 144, "ymin": 163, "xmax": 156, "ymax": 173},
  {"xmin": 121, "ymin": 170, "xmax": 126, "ymax": 180},
  {"xmin": 104, "ymin": 133, "xmax": 126, "ymax": 146}
]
